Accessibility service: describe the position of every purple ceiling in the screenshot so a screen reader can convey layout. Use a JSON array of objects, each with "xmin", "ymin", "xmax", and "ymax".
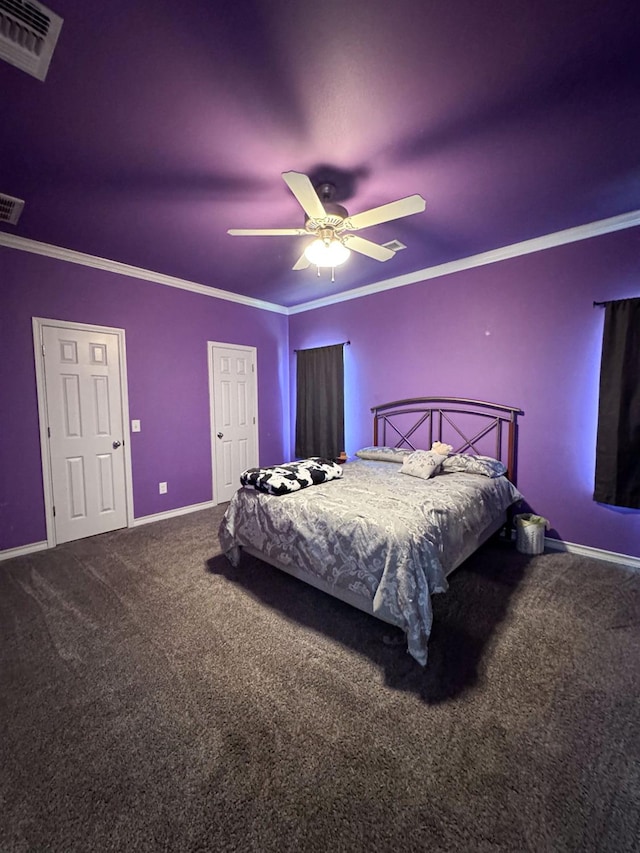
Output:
[{"xmin": 1, "ymin": 0, "xmax": 639, "ymax": 308}]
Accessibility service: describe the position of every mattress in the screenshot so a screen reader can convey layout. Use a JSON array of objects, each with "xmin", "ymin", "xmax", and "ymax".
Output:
[{"xmin": 219, "ymin": 458, "xmax": 522, "ymax": 665}]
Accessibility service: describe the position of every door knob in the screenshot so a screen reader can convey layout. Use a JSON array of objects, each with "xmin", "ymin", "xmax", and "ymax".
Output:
[
  {"xmin": 217, "ymin": 432, "xmax": 224, "ymax": 439},
  {"xmin": 112, "ymin": 440, "xmax": 121, "ymax": 449}
]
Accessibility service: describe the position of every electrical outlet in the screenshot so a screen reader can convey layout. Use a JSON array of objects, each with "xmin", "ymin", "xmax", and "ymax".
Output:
[{"xmin": 159, "ymin": 482, "xmax": 167, "ymax": 494}]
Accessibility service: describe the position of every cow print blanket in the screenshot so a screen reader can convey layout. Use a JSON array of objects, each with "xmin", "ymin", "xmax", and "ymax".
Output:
[{"xmin": 240, "ymin": 457, "xmax": 343, "ymax": 496}]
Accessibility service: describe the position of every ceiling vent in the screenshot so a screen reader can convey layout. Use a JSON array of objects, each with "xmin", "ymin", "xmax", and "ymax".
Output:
[
  {"xmin": 0, "ymin": 0, "xmax": 63, "ymax": 81},
  {"xmin": 382, "ymin": 239, "xmax": 407, "ymax": 252},
  {"xmin": 0, "ymin": 193, "xmax": 25, "ymax": 225}
]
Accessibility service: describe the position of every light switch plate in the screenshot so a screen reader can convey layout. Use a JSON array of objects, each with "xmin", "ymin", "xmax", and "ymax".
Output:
[
  {"xmin": 131, "ymin": 419, "xmax": 141, "ymax": 432},
  {"xmin": 159, "ymin": 482, "xmax": 167, "ymax": 494}
]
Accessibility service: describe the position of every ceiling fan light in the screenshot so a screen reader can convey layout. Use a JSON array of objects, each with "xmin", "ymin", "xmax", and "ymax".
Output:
[{"xmin": 304, "ymin": 238, "xmax": 351, "ymax": 267}]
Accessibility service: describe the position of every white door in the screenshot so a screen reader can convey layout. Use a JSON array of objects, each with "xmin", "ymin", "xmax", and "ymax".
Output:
[
  {"xmin": 210, "ymin": 343, "xmax": 258, "ymax": 503},
  {"xmin": 41, "ymin": 324, "xmax": 129, "ymax": 543}
]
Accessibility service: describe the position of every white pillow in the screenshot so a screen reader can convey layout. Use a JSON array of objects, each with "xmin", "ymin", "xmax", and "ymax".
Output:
[
  {"xmin": 440, "ymin": 454, "xmax": 507, "ymax": 478},
  {"xmin": 355, "ymin": 446, "xmax": 410, "ymax": 463},
  {"xmin": 400, "ymin": 450, "xmax": 448, "ymax": 480}
]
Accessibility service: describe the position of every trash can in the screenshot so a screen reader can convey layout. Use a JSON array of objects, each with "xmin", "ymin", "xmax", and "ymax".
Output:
[{"xmin": 514, "ymin": 513, "xmax": 549, "ymax": 555}]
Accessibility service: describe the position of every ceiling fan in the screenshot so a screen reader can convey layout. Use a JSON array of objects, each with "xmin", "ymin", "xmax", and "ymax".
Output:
[{"xmin": 228, "ymin": 171, "xmax": 426, "ymax": 272}]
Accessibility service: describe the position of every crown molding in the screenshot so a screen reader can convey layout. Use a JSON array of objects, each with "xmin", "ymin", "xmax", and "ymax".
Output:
[
  {"xmin": 3, "ymin": 208, "xmax": 640, "ymax": 316},
  {"xmin": 0, "ymin": 232, "xmax": 288, "ymax": 315},
  {"xmin": 289, "ymin": 209, "xmax": 640, "ymax": 314}
]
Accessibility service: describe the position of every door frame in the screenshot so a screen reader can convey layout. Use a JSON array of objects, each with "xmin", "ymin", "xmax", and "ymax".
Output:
[
  {"xmin": 32, "ymin": 317, "xmax": 135, "ymax": 548},
  {"xmin": 207, "ymin": 341, "xmax": 259, "ymax": 505}
]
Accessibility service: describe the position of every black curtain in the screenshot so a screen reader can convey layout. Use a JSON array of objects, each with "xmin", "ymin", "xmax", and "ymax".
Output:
[
  {"xmin": 594, "ymin": 297, "xmax": 640, "ymax": 508},
  {"xmin": 295, "ymin": 344, "xmax": 344, "ymax": 460}
]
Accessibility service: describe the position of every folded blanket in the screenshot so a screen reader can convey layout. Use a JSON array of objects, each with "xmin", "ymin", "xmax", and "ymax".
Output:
[{"xmin": 240, "ymin": 457, "xmax": 343, "ymax": 495}]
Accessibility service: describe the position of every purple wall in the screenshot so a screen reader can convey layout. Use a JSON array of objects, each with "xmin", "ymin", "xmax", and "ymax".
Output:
[
  {"xmin": 3, "ymin": 227, "xmax": 639, "ymax": 560},
  {"xmin": 0, "ymin": 247, "xmax": 289, "ymax": 551},
  {"xmin": 288, "ymin": 227, "xmax": 640, "ymax": 559}
]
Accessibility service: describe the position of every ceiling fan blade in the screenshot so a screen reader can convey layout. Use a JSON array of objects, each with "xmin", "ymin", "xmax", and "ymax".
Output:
[
  {"xmin": 281, "ymin": 171, "xmax": 327, "ymax": 220},
  {"xmin": 345, "ymin": 194, "xmax": 426, "ymax": 230},
  {"xmin": 227, "ymin": 228, "xmax": 308, "ymax": 236},
  {"xmin": 342, "ymin": 234, "xmax": 396, "ymax": 261},
  {"xmin": 292, "ymin": 250, "xmax": 311, "ymax": 271}
]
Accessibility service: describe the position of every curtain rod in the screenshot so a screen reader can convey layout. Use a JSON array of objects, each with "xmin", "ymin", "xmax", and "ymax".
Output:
[
  {"xmin": 294, "ymin": 340, "xmax": 350, "ymax": 353},
  {"xmin": 593, "ymin": 297, "xmax": 640, "ymax": 307}
]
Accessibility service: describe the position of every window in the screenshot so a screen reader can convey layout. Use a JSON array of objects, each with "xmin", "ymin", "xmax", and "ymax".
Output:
[
  {"xmin": 295, "ymin": 344, "xmax": 345, "ymax": 460},
  {"xmin": 594, "ymin": 297, "xmax": 640, "ymax": 508}
]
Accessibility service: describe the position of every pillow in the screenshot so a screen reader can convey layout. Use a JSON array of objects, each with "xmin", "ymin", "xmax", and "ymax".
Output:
[
  {"xmin": 440, "ymin": 454, "xmax": 507, "ymax": 478},
  {"xmin": 355, "ymin": 446, "xmax": 411, "ymax": 463},
  {"xmin": 400, "ymin": 450, "xmax": 448, "ymax": 480},
  {"xmin": 240, "ymin": 457, "xmax": 343, "ymax": 495}
]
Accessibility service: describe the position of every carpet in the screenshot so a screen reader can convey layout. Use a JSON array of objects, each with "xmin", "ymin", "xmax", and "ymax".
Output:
[{"xmin": 1, "ymin": 507, "xmax": 638, "ymax": 852}]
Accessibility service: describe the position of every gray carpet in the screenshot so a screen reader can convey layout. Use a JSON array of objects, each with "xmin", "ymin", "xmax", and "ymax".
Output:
[{"xmin": 1, "ymin": 507, "xmax": 639, "ymax": 853}]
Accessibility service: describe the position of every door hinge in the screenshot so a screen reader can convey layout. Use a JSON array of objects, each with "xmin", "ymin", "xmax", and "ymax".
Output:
[
  {"xmin": 41, "ymin": 344, "xmax": 46, "ymax": 357},
  {"xmin": 252, "ymin": 363, "xmax": 255, "ymax": 372},
  {"xmin": 253, "ymin": 417, "xmax": 256, "ymax": 424},
  {"xmin": 47, "ymin": 427, "xmax": 51, "ymax": 438},
  {"xmin": 52, "ymin": 506, "xmax": 56, "ymax": 517}
]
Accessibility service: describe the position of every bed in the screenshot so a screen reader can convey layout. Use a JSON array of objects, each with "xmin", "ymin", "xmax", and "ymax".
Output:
[{"xmin": 219, "ymin": 397, "xmax": 523, "ymax": 665}]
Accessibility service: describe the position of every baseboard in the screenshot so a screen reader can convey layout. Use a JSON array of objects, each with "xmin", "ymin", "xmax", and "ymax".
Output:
[
  {"xmin": 0, "ymin": 502, "xmax": 217, "ymax": 561},
  {"xmin": 132, "ymin": 500, "xmax": 216, "ymax": 527},
  {"xmin": 2, "ymin": 521, "xmax": 636, "ymax": 572},
  {"xmin": 0, "ymin": 541, "xmax": 49, "ymax": 562},
  {"xmin": 544, "ymin": 537, "xmax": 640, "ymax": 571}
]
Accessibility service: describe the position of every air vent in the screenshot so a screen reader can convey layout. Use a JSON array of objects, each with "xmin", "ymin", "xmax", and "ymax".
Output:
[
  {"xmin": 0, "ymin": 193, "xmax": 25, "ymax": 225},
  {"xmin": 0, "ymin": 0, "xmax": 63, "ymax": 81},
  {"xmin": 382, "ymin": 240, "xmax": 407, "ymax": 252}
]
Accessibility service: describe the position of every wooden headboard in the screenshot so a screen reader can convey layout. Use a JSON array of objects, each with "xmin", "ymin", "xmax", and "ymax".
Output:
[{"xmin": 371, "ymin": 397, "xmax": 523, "ymax": 484}]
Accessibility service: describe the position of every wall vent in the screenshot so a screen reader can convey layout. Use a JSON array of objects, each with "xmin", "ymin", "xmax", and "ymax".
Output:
[
  {"xmin": 382, "ymin": 239, "xmax": 407, "ymax": 252},
  {"xmin": 0, "ymin": 193, "xmax": 25, "ymax": 225},
  {"xmin": 0, "ymin": 0, "xmax": 63, "ymax": 81}
]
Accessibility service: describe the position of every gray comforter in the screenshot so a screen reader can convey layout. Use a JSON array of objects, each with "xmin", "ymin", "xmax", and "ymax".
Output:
[{"xmin": 219, "ymin": 459, "xmax": 522, "ymax": 665}]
